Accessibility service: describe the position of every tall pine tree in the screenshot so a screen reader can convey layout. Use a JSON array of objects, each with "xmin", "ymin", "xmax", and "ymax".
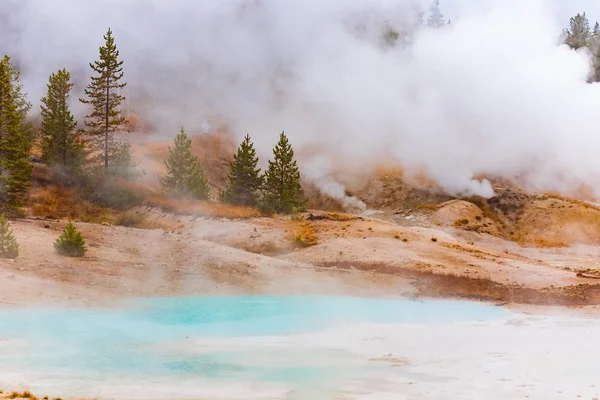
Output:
[
  {"xmin": 0, "ymin": 55, "xmax": 32, "ymax": 209},
  {"xmin": 40, "ymin": 68, "xmax": 85, "ymax": 183},
  {"xmin": 565, "ymin": 12, "xmax": 591, "ymax": 50},
  {"xmin": 590, "ymin": 22, "xmax": 600, "ymax": 82},
  {"xmin": 260, "ymin": 131, "xmax": 305, "ymax": 214},
  {"xmin": 427, "ymin": 0, "xmax": 445, "ymax": 29},
  {"xmin": 223, "ymin": 134, "xmax": 262, "ymax": 207},
  {"xmin": 159, "ymin": 128, "xmax": 210, "ymax": 200},
  {"xmin": 80, "ymin": 28, "xmax": 128, "ymax": 173}
]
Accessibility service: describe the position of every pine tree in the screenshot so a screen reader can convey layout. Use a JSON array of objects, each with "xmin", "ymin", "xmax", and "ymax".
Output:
[
  {"xmin": 427, "ymin": 0, "xmax": 445, "ymax": 29},
  {"xmin": 79, "ymin": 28, "xmax": 128, "ymax": 173},
  {"xmin": 187, "ymin": 162, "xmax": 211, "ymax": 200},
  {"xmin": 0, "ymin": 55, "xmax": 32, "ymax": 209},
  {"xmin": 159, "ymin": 127, "xmax": 211, "ymax": 200},
  {"xmin": 260, "ymin": 131, "xmax": 305, "ymax": 214},
  {"xmin": 565, "ymin": 12, "xmax": 590, "ymax": 50},
  {"xmin": 223, "ymin": 134, "xmax": 262, "ymax": 207},
  {"xmin": 0, "ymin": 213, "xmax": 18, "ymax": 259},
  {"xmin": 40, "ymin": 68, "xmax": 85, "ymax": 183},
  {"xmin": 590, "ymin": 22, "xmax": 600, "ymax": 82},
  {"xmin": 54, "ymin": 221, "xmax": 87, "ymax": 257}
]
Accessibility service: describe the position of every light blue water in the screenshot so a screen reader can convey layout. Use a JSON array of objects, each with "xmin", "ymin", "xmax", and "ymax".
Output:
[{"xmin": 0, "ymin": 296, "xmax": 509, "ymax": 396}]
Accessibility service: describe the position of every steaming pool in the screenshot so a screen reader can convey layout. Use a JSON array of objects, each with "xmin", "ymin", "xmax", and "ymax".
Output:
[{"xmin": 1, "ymin": 296, "xmax": 600, "ymax": 400}]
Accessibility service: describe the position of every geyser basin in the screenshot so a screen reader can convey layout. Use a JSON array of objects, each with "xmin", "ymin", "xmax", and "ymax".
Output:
[{"xmin": 0, "ymin": 296, "xmax": 599, "ymax": 400}]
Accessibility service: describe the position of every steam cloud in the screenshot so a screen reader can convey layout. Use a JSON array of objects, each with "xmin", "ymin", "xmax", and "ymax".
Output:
[{"xmin": 3, "ymin": 0, "xmax": 600, "ymax": 200}]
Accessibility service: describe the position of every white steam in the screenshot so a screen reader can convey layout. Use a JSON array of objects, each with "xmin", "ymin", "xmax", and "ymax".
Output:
[
  {"xmin": 302, "ymin": 155, "xmax": 368, "ymax": 211},
  {"xmin": 3, "ymin": 0, "xmax": 600, "ymax": 199}
]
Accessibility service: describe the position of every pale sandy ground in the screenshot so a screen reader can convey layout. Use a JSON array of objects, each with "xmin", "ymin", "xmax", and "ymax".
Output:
[
  {"xmin": 0, "ymin": 215, "xmax": 412, "ymax": 308},
  {"xmin": 2, "ymin": 209, "xmax": 600, "ymax": 308}
]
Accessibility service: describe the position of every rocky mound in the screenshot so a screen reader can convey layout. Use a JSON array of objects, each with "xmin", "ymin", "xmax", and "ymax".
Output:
[{"xmin": 431, "ymin": 189, "xmax": 600, "ymax": 247}]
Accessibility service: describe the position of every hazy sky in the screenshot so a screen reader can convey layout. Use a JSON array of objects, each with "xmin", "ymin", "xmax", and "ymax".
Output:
[{"xmin": 434, "ymin": 0, "xmax": 600, "ymax": 22}]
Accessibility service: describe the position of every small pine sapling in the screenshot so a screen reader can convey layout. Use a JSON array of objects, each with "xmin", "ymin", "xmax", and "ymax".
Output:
[
  {"xmin": 54, "ymin": 222, "xmax": 87, "ymax": 257},
  {"xmin": 0, "ymin": 214, "xmax": 18, "ymax": 259}
]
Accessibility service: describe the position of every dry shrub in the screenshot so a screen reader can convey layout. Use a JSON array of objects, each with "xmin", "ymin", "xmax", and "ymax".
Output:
[
  {"xmin": 291, "ymin": 222, "xmax": 318, "ymax": 247},
  {"xmin": 232, "ymin": 240, "xmax": 282, "ymax": 256},
  {"xmin": 326, "ymin": 212, "xmax": 355, "ymax": 221},
  {"xmin": 454, "ymin": 218, "xmax": 469, "ymax": 227},
  {"xmin": 530, "ymin": 238, "xmax": 568, "ymax": 248},
  {"xmin": 144, "ymin": 194, "xmax": 260, "ymax": 219},
  {"xmin": 6, "ymin": 391, "xmax": 37, "ymax": 400},
  {"xmin": 31, "ymin": 163, "xmax": 52, "ymax": 185},
  {"xmin": 2, "ymin": 390, "xmax": 69, "ymax": 400},
  {"xmin": 544, "ymin": 192, "xmax": 600, "ymax": 212},
  {"xmin": 28, "ymin": 185, "xmax": 113, "ymax": 223},
  {"xmin": 114, "ymin": 211, "xmax": 175, "ymax": 230}
]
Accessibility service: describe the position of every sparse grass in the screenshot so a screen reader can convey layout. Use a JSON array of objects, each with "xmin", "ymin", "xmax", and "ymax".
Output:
[
  {"xmin": 232, "ymin": 241, "xmax": 282, "ymax": 256},
  {"xmin": 0, "ymin": 390, "xmax": 73, "ymax": 400},
  {"xmin": 5, "ymin": 392, "xmax": 38, "ymax": 400},
  {"xmin": 144, "ymin": 194, "xmax": 260, "ymax": 219},
  {"xmin": 114, "ymin": 211, "xmax": 175, "ymax": 231},
  {"xmin": 28, "ymin": 185, "xmax": 113, "ymax": 224},
  {"xmin": 530, "ymin": 238, "xmax": 568, "ymax": 248},
  {"xmin": 544, "ymin": 192, "xmax": 600, "ymax": 212},
  {"xmin": 114, "ymin": 212, "xmax": 145, "ymax": 227}
]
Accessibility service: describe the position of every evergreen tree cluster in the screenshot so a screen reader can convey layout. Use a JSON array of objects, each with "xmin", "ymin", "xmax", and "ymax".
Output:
[
  {"xmin": 0, "ymin": 55, "xmax": 33, "ymax": 211},
  {"xmin": 37, "ymin": 28, "xmax": 137, "ymax": 209},
  {"xmin": 564, "ymin": 12, "xmax": 600, "ymax": 82},
  {"xmin": 383, "ymin": 1, "xmax": 450, "ymax": 49},
  {"xmin": 160, "ymin": 130, "xmax": 305, "ymax": 214},
  {"xmin": 159, "ymin": 128, "xmax": 210, "ymax": 200},
  {"xmin": 224, "ymin": 131, "xmax": 305, "ymax": 214},
  {"xmin": 0, "ymin": 25, "xmax": 307, "ymax": 220},
  {"xmin": 427, "ymin": 0, "xmax": 447, "ymax": 29}
]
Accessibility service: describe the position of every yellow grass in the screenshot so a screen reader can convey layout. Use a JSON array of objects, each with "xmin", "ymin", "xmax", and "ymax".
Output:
[
  {"xmin": 325, "ymin": 212, "xmax": 355, "ymax": 221},
  {"xmin": 529, "ymin": 238, "xmax": 569, "ymax": 248},
  {"xmin": 114, "ymin": 211, "xmax": 176, "ymax": 231},
  {"xmin": 27, "ymin": 185, "xmax": 113, "ymax": 223},
  {"xmin": 0, "ymin": 390, "xmax": 67, "ymax": 400},
  {"xmin": 144, "ymin": 194, "xmax": 261, "ymax": 219},
  {"xmin": 544, "ymin": 192, "xmax": 600, "ymax": 212},
  {"xmin": 290, "ymin": 221, "xmax": 318, "ymax": 247}
]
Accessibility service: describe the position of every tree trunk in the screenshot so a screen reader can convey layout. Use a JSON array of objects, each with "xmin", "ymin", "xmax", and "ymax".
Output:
[
  {"xmin": 62, "ymin": 92, "xmax": 67, "ymax": 166},
  {"xmin": 105, "ymin": 76, "xmax": 110, "ymax": 171}
]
